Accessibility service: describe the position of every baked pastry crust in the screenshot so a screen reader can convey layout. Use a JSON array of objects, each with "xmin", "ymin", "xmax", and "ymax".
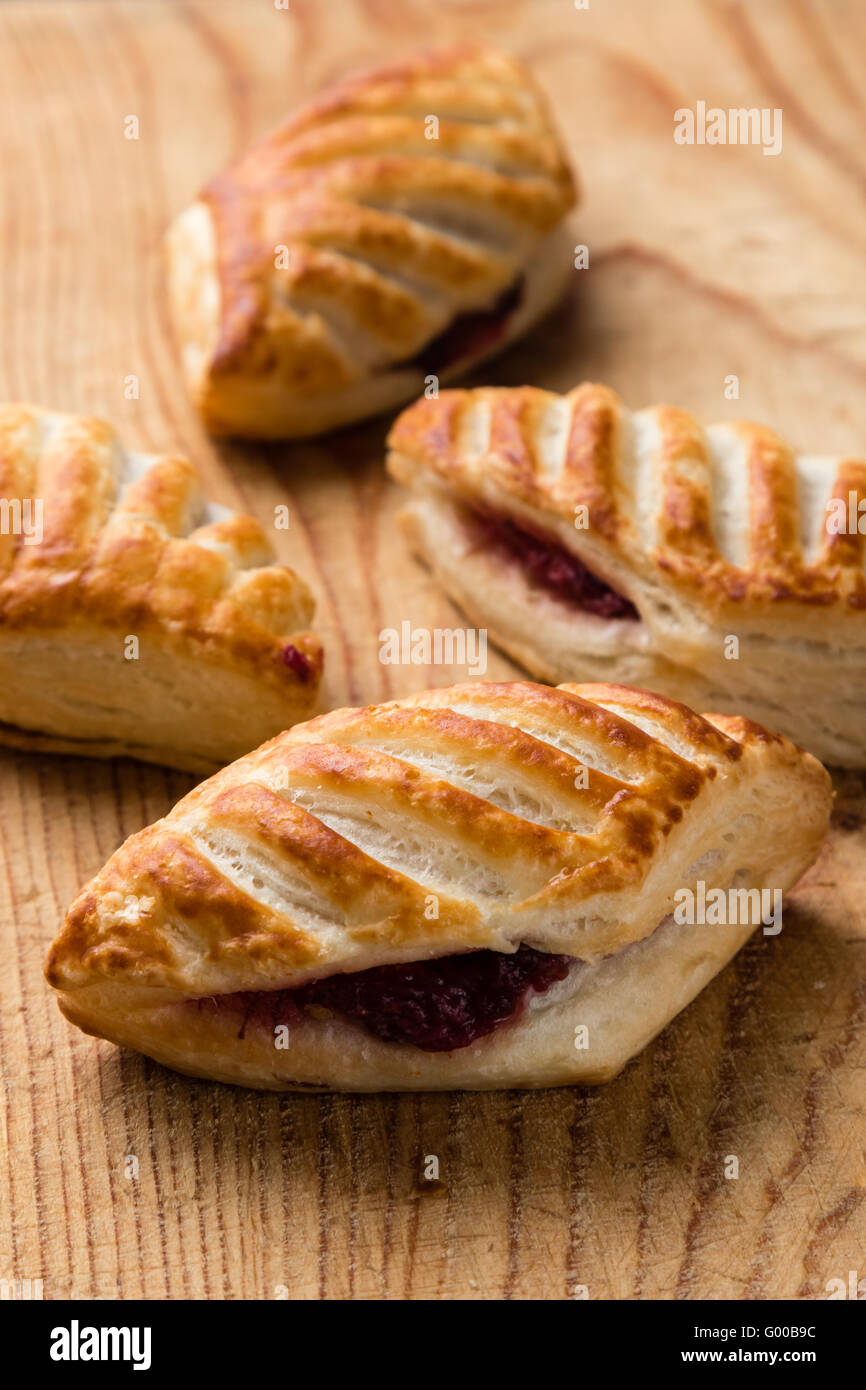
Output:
[
  {"xmin": 388, "ymin": 383, "xmax": 866, "ymax": 766},
  {"xmin": 165, "ymin": 45, "xmax": 577, "ymax": 439},
  {"xmin": 45, "ymin": 681, "xmax": 830, "ymax": 1090},
  {"xmin": 0, "ymin": 405, "xmax": 322, "ymax": 772}
]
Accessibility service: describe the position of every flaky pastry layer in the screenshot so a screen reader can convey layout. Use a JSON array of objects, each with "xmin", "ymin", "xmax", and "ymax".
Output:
[
  {"xmin": 0, "ymin": 405, "xmax": 322, "ymax": 771},
  {"xmin": 46, "ymin": 681, "xmax": 830, "ymax": 1090},
  {"xmin": 388, "ymin": 383, "xmax": 866, "ymax": 765},
  {"xmin": 165, "ymin": 45, "xmax": 577, "ymax": 438}
]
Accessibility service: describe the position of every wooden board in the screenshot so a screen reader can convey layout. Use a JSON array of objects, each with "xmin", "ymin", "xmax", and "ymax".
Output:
[{"xmin": 1, "ymin": 0, "xmax": 864, "ymax": 1301}]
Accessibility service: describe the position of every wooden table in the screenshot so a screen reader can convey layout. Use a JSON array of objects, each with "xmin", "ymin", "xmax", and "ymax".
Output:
[{"xmin": 1, "ymin": 0, "xmax": 864, "ymax": 1301}]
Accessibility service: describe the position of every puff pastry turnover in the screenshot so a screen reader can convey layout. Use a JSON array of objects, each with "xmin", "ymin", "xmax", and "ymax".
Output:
[
  {"xmin": 165, "ymin": 45, "xmax": 577, "ymax": 439},
  {"xmin": 45, "ymin": 681, "xmax": 830, "ymax": 1091},
  {"xmin": 388, "ymin": 383, "xmax": 866, "ymax": 767},
  {"xmin": 0, "ymin": 405, "xmax": 322, "ymax": 773}
]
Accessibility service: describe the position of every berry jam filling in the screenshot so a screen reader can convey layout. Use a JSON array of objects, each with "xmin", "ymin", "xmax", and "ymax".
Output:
[
  {"xmin": 471, "ymin": 510, "xmax": 639, "ymax": 619},
  {"xmin": 281, "ymin": 643, "xmax": 315, "ymax": 682},
  {"xmin": 198, "ymin": 945, "xmax": 572, "ymax": 1052},
  {"xmin": 405, "ymin": 279, "xmax": 524, "ymax": 375}
]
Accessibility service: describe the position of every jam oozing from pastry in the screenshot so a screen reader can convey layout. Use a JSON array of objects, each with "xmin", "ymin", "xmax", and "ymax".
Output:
[
  {"xmin": 471, "ymin": 510, "xmax": 639, "ymax": 619},
  {"xmin": 281, "ymin": 643, "xmax": 315, "ymax": 682},
  {"xmin": 409, "ymin": 279, "xmax": 524, "ymax": 375},
  {"xmin": 200, "ymin": 945, "xmax": 571, "ymax": 1052}
]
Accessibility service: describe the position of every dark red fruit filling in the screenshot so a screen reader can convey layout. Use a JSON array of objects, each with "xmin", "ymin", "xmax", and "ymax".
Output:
[
  {"xmin": 281, "ymin": 643, "xmax": 315, "ymax": 682},
  {"xmin": 198, "ymin": 945, "xmax": 572, "ymax": 1052},
  {"xmin": 471, "ymin": 510, "xmax": 639, "ymax": 619},
  {"xmin": 407, "ymin": 279, "xmax": 524, "ymax": 375}
]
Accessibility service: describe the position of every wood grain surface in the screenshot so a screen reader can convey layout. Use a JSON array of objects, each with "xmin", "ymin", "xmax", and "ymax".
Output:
[{"xmin": 1, "ymin": 0, "xmax": 865, "ymax": 1301}]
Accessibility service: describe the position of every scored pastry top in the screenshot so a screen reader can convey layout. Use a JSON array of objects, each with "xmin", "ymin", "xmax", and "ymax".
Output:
[
  {"xmin": 168, "ymin": 44, "xmax": 576, "ymax": 415},
  {"xmin": 387, "ymin": 382, "xmax": 866, "ymax": 620},
  {"xmin": 0, "ymin": 404, "xmax": 322, "ymax": 690},
  {"xmin": 45, "ymin": 680, "xmax": 830, "ymax": 1006}
]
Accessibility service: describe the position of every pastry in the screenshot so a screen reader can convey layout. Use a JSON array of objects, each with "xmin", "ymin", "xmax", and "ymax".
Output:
[
  {"xmin": 165, "ymin": 45, "xmax": 577, "ymax": 439},
  {"xmin": 388, "ymin": 382, "xmax": 866, "ymax": 767},
  {"xmin": 45, "ymin": 680, "xmax": 830, "ymax": 1090},
  {"xmin": 0, "ymin": 405, "xmax": 322, "ymax": 773}
]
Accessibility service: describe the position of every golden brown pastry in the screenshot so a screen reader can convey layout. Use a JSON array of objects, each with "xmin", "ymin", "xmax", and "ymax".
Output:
[
  {"xmin": 0, "ymin": 405, "xmax": 322, "ymax": 773},
  {"xmin": 387, "ymin": 382, "xmax": 866, "ymax": 767},
  {"xmin": 165, "ymin": 45, "xmax": 577, "ymax": 439},
  {"xmin": 45, "ymin": 681, "xmax": 830, "ymax": 1090}
]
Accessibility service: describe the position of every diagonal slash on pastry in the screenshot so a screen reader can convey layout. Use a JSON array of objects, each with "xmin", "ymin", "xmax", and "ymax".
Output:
[
  {"xmin": 0, "ymin": 405, "xmax": 323, "ymax": 772},
  {"xmin": 165, "ymin": 44, "xmax": 578, "ymax": 439},
  {"xmin": 387, "ymin": 382, "xmax": 866, "ymax": 767},
  {"xmin": 45, "ymin": 681, "xmax": 830, "ymax": 1091}
]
